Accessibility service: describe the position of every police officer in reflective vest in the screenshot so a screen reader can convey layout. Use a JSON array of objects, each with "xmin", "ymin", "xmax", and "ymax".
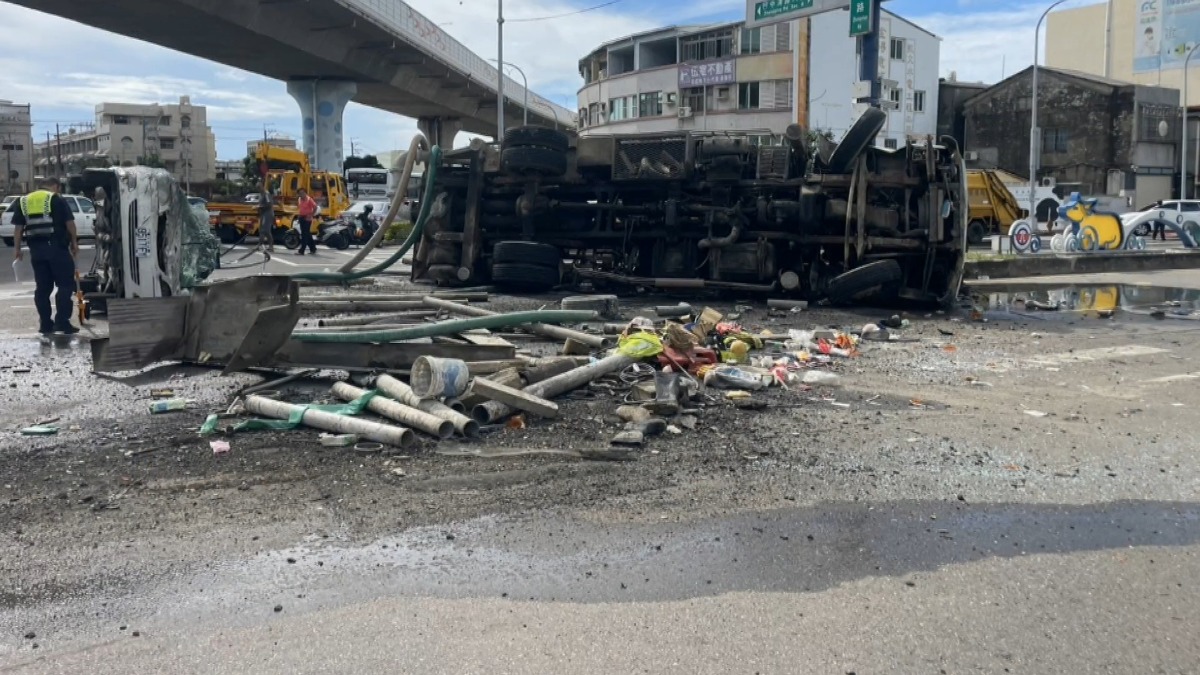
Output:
[{"xmin": 11, "ymin": 177, "xmax": 81, "ymax": 335}]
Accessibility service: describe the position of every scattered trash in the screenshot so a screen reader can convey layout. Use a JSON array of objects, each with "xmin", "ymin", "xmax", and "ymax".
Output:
[
  {"xmin": 1023, "ymin": 410, "xmax": 1049, "ymax": 418},
  {"xmin": 210, "ymin": 440, "xmax": 231, "ymax": 455},
  {"xmin": 801, "ymin": 371, "xmax": 841, "ymax": 387},
  {"xmin": 354, "ymin": 442, "xmax": 384, "ymax": 455},
  {"xmin": 150, "ymin": 389, "xmax": 175, "ymax": 399},
  {"xmin": 506, "ymin": 415, "xmax": 527, "ymax": 430},
  {"xmin": 390, "ymin": 467, "xmax": 407, "ymax": 477},
  {"xmin": 319, "ymin": 433, "xmax": 359, "ymax": 447},
  {"xmin": 410, "ymin": 356, "xmax": 470, "ymax": 399},
  {"xmin": 148, "ymin": 399, "xmax": 189, "ymax": 414},
  {"xmin": 20, "ymin": 426, "xmax": 58, "ymax": 436},
  {"xmin": 703, "ymin": 365, "xmax": 769, "ymax": 390}
]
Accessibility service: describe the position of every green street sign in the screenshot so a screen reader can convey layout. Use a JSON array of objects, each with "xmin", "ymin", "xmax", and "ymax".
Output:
[
  {"xmin": 754, "ymin": 0, "xmax": 814, "ymax": 21},
  {"xmin": 849, "ymin": 0, "xmax": 873, "ymax": 37}
]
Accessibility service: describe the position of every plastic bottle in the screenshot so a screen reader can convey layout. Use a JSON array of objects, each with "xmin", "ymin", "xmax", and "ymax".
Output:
[
  {"xmin": 801, "ymin": 371, "xmax": 842, "ymax": 386},
  {"xmin": 148, "ymin": 399, "xmax": 188, "ymax": 414},
  {"xmin": 703, "ymin": 365, "xmax": 769, "ymax": 390}
]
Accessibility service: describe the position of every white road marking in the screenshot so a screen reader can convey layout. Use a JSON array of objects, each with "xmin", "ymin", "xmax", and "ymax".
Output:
[
  {"xmin": 1028, "ymin": 345, "xmax": 1170, "ymax": 367},
  {"xmin": 1141, "ymin": 371, "xmax": 1200, "ymax": 384}
]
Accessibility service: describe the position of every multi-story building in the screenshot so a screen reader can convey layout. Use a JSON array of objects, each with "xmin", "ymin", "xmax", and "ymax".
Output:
[
  {"xmin": 809, "ymin": 8, "xmax": 941, "ymax": 148},
  {"xmin": 33, "ymin": 96, "xmax": 217, "ymax": 186},
  {"xmin": 963, "ymin": 66, "xmax": 1180, "ymax": 206},
  {"xmin": 1046, "ymin": 0, "xmax": 1200, "ymax": 194},
  {"xmin": 0, "ymin": 100, "xmax": 34, "ymax": 195},
  {"xmin": 215, "ymin": 159, "xmax": 246, "ymax": 183},
  {"xmin": 576, "ymin": 9, "xmax": 940, "ymax": 148}
]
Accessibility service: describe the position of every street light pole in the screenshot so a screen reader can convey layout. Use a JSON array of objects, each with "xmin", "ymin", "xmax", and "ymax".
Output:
[
  {"xmin": 490, "ymin": 59, "xmax": 528, "ymax": 126},
  {"xmin": 497, "ymin": 0, "xmax": 505, "ymax": 138},
  {"xmin": 1030, "ymin": 0, "xmax": 1072, "ymax": 227},
  {"xmin": 1183, "ymin": 44, "xmax": 1200, "ymax": 200}
]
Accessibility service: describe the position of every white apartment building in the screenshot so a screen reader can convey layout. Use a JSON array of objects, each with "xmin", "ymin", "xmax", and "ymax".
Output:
[
  {"xmin": 809, "ymin": 8, "xmax": 942, "ymax": 149},
  {"xmin": 578, "ymin": 21, "xmax": 801, "ymax": 140},
  {"xmin": 576, "ymin": 9, "xmax": 941, "ymax": 148},
  {"xmin": 34, "ymin": 96, "xmax": 217, "ymax": 185}
]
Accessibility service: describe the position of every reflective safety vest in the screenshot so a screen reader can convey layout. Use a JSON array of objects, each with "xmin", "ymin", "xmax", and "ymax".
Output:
[{"xmin": 18, "ymin": 190, "xmax": 57, "ymax": 241}]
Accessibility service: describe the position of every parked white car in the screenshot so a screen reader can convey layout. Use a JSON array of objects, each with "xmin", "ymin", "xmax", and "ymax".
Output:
[
  {"xmin": 1, "ymin": 194, "xmax": 97, "ymax": 246},
  {"xmin": 1126, "ymin": 200, "xmax": 1200, "ymax": 237}
]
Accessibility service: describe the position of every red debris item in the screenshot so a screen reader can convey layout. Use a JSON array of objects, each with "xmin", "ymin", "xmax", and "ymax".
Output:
[
  {"xmin": 714, "ymin": 322, "xmax": 744, "ymax": 337},
  {"xmin": 657, "ymin": 346, "xmax": 718, "ymax": 375},
  {"xmin": 770, "ymin": 364, "xmax": 790, "ymax": 385}
]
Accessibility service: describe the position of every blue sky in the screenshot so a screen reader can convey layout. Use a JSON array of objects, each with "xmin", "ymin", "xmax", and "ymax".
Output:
[{"xmin": 0, "ymin": 0, "xmax": 1103, "ymax": 161}]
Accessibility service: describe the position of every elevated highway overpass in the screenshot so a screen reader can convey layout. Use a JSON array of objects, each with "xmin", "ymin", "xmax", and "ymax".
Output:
[{"xmin": 8, "ymin": 0, "xmax": 576, "ymax": 171}]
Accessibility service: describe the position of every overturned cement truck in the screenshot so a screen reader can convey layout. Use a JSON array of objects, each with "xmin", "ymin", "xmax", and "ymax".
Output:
[{"xmin": 411, "ymin": 109, "xmax": 967, "ymax": 306}]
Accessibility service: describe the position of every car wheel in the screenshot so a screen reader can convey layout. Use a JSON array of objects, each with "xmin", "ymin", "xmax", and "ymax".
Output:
[
  {"xmin": 2, "ymin": 237, "xmax": 12, "ymax": 247},
  {"xmin": 824, "ymin": 259, "xmax": 903, "ymax": 305}
]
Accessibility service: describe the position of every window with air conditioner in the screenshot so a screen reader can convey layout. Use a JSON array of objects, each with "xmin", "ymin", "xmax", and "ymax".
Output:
[
  {"xmin": 638, "ymin": 91, "xmax": 663, "ymax": 117},
  {"xmin": 683, "ymin": 87, "xmax": 706, "ymax": 113}
]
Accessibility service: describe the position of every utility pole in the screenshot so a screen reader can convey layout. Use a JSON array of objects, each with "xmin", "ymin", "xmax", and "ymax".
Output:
[
  {"xmin": 349, "ymin": 138, "xmax": 358, "ymax": 158},
  {"xmin": 497, "ymin": 0, "xmax": 505, "ymax": 138},
  {"xmin": 54, "ymin": 124, "xmax": 63, "ymax": 179}
]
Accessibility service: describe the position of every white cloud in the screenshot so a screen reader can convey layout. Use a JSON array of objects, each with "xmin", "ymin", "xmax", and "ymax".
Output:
[
  {"xmin": 0, "ymin": 0, "xmax": 1108, "ymax": 161},
  {"xmin": 907, "ymin": 0, "xmax": 1102, "ymax": 83}
]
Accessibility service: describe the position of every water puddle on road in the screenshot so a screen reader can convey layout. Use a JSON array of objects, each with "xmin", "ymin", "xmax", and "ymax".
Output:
[{"xmin": 967, "ymin": 284, "xmax": 1200, "ymax": 322}]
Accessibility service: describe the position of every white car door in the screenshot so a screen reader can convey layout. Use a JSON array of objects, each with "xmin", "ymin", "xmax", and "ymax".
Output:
[{"xmin": 66, "ymin": 196, "xmax": 97, "ymax": 238}]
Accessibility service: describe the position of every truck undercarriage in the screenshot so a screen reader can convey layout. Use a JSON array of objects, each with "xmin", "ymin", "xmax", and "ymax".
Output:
[{"xmin": 412, "ymin": 110, "xmax": 968, "ymax": 306}]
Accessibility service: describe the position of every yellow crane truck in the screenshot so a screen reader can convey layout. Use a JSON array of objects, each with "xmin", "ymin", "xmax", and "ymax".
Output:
[{"xmin": 208, "ymin": 143, "xmax": 351, "ymax": 248}]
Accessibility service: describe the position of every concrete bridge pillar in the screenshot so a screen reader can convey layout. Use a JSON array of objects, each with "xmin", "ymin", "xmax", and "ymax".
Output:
[
  {"xmin": 417, "ymin": 117, "xmax": 463, "ymax": 149},
  {"xmin": 287, "ymin": 79, "xmax": 357, "ymax": 173}
]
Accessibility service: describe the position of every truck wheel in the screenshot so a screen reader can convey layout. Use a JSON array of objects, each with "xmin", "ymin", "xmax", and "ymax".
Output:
[
  {"xmin": 967, "ymin": 220, "xmax": 988, "ymax": 246},
  {"xmin": 502, "ymin": 146, "xmax": 568, "ymax": 178},
  {"xmin": 492, "ymin": 241, "xmax": 562, "ymax": 268},
  {"xmin": 491, "ymin": 263, "xmax": 560, "ymax": 291},
  {"xmin": 826, "ymin": 108, "xmax": 887, "ymax": 174},
  {"xmin": 282, "ymin": 230, "xmax": 301, "ymax": 250},
  {"xmin": 825, "ymin": 259, "xmax": 903, "ymax": 305},
  {"xmin": 503, "ymin": 126, "xmax": 570, "ymax": 153}
]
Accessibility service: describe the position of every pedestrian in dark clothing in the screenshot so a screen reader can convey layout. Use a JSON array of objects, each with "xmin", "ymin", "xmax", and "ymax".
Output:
[
  {"xmin": 258, "ymin": 188, "xmax": 275, "ymax": 251},
  {"xmin": 10, "ymin": 177, "xmax": 80, "ymax": 335},
  {"xmin": 1153, "ymin": 220, "xmax": 1167, "ymax": 241}
]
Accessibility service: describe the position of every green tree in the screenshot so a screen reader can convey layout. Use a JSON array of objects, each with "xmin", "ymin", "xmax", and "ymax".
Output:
[
  {"xmin": 343, "ymin": 154, "xmax": 382, "ymax": 171},
  {"xmin": 143, "ymin": 154, "xmax": 165, "ymax": 168}
]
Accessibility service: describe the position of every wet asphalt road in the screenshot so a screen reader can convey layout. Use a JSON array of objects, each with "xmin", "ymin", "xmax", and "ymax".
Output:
[
  {"xmin": 3, "ymin": 237, "xmax": 1200, "ymax": 671},
  {"xmin": 5, "ymin": 501, "xmax": 1199, "ymax": 673}
]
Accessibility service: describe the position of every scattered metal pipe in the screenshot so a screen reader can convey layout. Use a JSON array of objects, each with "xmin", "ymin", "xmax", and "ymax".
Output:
[
  {"xmin": 292, "ymin": 309, "xmax": 597, "ymax": 343},
  {"xmin": 330, "ymin": 382, "xmax": 449, "ymax": 440},
  {"xmin": 376, "ymin": 374, "xmax": 479, "ymax": 438},
  {"xmin": 244, "ymin": 394, "xmax": 414, "ymax": 447},
  {"xmin": 422, "ymin": 296, "xmax": 612, "ymax": 349},
  {"xmin": 473, "ymin": 353, "xmax": 636, "ymax": 424}
]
